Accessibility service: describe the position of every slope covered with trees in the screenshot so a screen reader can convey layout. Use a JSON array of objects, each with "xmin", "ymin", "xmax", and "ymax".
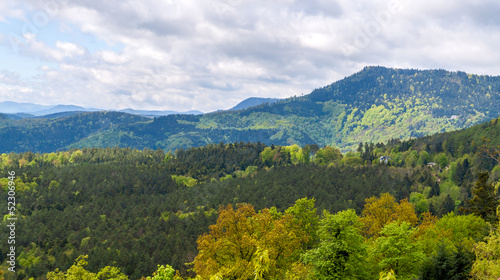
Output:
[
  {"xmin": 0, "ymin": 116, "xmax": 499, "ymax": 279},
  {"xmin": 1, "ymin": 66, "xmax": 500, "ymax": 153}
]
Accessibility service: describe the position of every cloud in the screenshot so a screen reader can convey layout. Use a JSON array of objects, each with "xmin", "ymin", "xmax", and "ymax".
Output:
[
  {"xmin": 0, "ymin": 70, "xmax": 22, "ymax": 85},
  {"xmin": 1, "ymin": 0, "xmax": 500, "ymax": 112}
]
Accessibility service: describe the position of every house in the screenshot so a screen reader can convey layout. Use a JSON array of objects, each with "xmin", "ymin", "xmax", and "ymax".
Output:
[{"xmin": 379, "ymin": 156, "xmax": 391, "ymax": 164}]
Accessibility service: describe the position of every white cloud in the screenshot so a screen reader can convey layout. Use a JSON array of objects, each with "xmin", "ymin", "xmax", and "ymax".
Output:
[
  {"xmin": 1, "ymin": 0, "xmax": 500, "ymax": 112},
  {"xmin": 56, "ymin": 41, "xmax": 85, "ymax": 58}
]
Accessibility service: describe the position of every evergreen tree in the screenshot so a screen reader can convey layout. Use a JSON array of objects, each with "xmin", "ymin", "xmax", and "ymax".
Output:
[
  {"xmin": 442, "ymin": 195, "xmax": 455, "ymax": 215},
  {"xmin": 429, "ymin": 181, "xmax": 440, "ymax": 198},
  {"xmin": 462, "ymin": 172, "xmax": 499, "ymax": 223},
  {"xmin": 420, "ymin": 244, "xmax": 474, "ymax": 280}
]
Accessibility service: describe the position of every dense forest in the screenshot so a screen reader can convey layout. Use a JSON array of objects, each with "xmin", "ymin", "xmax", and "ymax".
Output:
[
  {"xmin": 1, "ymin": 66, "xmax": 500, "ymax": 153},
  {"xmin": 0, "ymin": 116, "xmax": 499, "ymax": 279}
]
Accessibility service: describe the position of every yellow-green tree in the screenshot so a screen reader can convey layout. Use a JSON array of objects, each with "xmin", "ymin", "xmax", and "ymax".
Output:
[
  {"xmin": 285, "ymin": 197, "xmax": 319, "ymax": 248},
  {"xmin": 143, "ymin": 265, "xmax": 183, "ymax": 280},
  {"xmin": 46, "ymin": 255, "xmax": 128, "ymax": 280},
  {"xmin": 470, "ymin": 219, "xmax": 500, "ymax": 279},
  {"xmin": 192, "ymin": 203, "xmax": 310, "ymax": 279},
  {"xmin": 361, "ymin": 193, "xmax": 418, "ymax": 237}
]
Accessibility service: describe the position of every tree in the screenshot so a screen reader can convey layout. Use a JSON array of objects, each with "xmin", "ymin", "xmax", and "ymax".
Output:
[
  {"xmin": 419, "ymin": 212, "xmax": 489, "ymax": 253},
  {"xmin": 428, "ymin": 181, "xmax": 440, "ymax": 198},
  {"xmin": 285, "ymin": 197, "xmax": 319, "ymax": 249},
  {"xmin": 304, "ymin": 209, "xmax": 369, "ymax": 280},
  {"xmin": 462, "ymin": 172, "xmax": 499, "ymax": 223},
  {"xmin": 473, "ymin": 136, "xmax": 500, "ymax": 164},
  {"xmin": 434, "ymin": 153, "xmax": 449, "ymax": 169},
  {"xmin": 452, "ymin": 158, "xmax": 471, "ymax": 186},
  {"xmin": 370, "ymin": 221, "xmax": 425, "ymax": 280},
  {"xmin": 314, "ymin": 146, "xmax": 342, "ymax": 165},
  {"xmin": 442, "ymin": 194, "xmax": 455, "ymax": 214},
  {"xmin": 470, "ymin": 223, "xmax": 500, "ymax": 279},
  {"xmin": 191, "ymin": 203, "xmax": 309, "ymax": 279},
  {"xmin": 361, "ymin": 193, "xmax": 418, "ymax": 237},
  {"xmin": 144, "ymin": 265, "xmax": 182, "ymax": 280},
  {"xmin": 46, "ymin": 255, "xmax": 129, "ymax": 280},
  {"xmin": 420, "ymin": 243, "xmax": 475, "ymax": 280}
]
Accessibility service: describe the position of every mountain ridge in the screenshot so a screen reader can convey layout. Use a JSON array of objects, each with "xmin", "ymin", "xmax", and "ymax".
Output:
[
  {"xmin": 1, "ymin": 66, "xmax": 499, "ymax": 153},
  {"xmin": 0, "ymin": 101, "xmax": 203, "ymax": 117}
]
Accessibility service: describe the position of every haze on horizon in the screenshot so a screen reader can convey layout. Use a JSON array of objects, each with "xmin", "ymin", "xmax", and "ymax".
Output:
[{"xmin": 0, "ymin": 0, "xmax": 500, "ymax": 112}]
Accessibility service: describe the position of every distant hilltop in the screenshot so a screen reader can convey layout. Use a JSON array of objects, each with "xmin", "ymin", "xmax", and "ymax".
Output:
[{"xmin": 229, "ymin": 97, "xmax": 281, "ymax": 111}]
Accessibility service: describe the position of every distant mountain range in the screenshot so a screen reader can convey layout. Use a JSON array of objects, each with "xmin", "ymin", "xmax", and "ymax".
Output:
[
  {"xmin": 0, "ymin": 102, "xmax": 204, "ymax": 118},
  {"xmin": 1, "ymin": 66, "xmax": 499, "ymax": 153},
  {"xmin": 0, "ymin": 96, "xmax": 280, "ymax": 119}
]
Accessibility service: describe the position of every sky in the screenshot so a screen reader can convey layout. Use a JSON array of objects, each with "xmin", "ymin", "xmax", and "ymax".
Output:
[{"xmin": 1, "ymin": 0, "xmax": 500, "ymax": 113}]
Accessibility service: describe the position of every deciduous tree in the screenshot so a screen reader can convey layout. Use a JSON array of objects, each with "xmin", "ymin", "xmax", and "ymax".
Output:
[
  {"xmin": 192, "ymin": 203, "xmax": 309, "ymax": 279},
  {"xmin": 304, "ymin": 209, "xmax": 369, "ymax": 280},
  {"xmin": 361, "ymin": 193, "xmax": 418, "ymax": 237},
  {"xmin": 370, "ymin": 221, "xmax": 425, "ymax": 280}
]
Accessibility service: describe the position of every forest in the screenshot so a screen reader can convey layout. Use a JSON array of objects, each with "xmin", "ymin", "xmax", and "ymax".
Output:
[
  {"xmin": 1, "ymin": 66, "xmax": 500, "ymax": 154},
  {"xmin": 0, "ymin": 116, "xmax": 498, "ymax": 279}
]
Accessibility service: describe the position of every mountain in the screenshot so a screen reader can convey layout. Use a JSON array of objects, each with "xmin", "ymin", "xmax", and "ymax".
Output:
[
  {"xmin": 1, "ymin": 66, "xmax": 500, "ymax": 153},
  {"xmin": 0, "ymin": 101, "xmax": 204, "ymax": 119},
  {"xmin": 118, "ymin": 108, "xmax": 203, "ymax": 116},
  {"xmin": 0, "ymin": 111, "xmax": 149, "ymax": 153},
  {"xmin": 229, "ymin": 97, "xmax": 281, "ymax": 111},
  {"xmin": 0, "ymin": 101, "xmax": 52, "ymax": 113},
  {"xmin": 31, "ymin": 105, "xmax": 97, "ymax": 116}
]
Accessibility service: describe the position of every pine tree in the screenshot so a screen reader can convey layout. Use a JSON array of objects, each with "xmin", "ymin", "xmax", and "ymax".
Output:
[
  {"xmin": 462, "ymin": 172, "xmax": 499, "ymax": 223},
  {"xmin": 442, "ymin": 195, "xmax": 455, "ymax": 215}
]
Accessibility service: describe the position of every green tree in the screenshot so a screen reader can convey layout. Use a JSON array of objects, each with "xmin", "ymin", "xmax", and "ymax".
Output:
[
  {"xmin": 47, "ymin": 255, "xmax": 129, "ymax": 280},
  {"xmin": 434, "ymin": 153, "xmax": 449, "ymax": 169},
  {"xmin": 470, "ymin": 223, "xmax": 500, "ymax": 279},
  {"xmin": 145, "ymin": 265, "xmax": 182, "ymax": 280},
  {"xmin": 417, "ymin": 212, "xmax": 489, "ymax": 258},
  {"xmin": 462, "ymin": 172, "xmax": 499, "ymax": 223},
  {"xmin": 304, "ymin": 209, "xmax": 369, "ymax": 280},
  {"xmin": 285, "ymin": 197, "xmax": 319, "ymax": 248},
  {"xmin": 314, "ymin": 146, "xmax": 342, "ymax": 165},
  {"xmin": 370, "ymin": 221, "xmax": 425, "ymax": 280},
  {"xmin": 420, "ymin": 244, "xmax": 475, "ymax": 280},
  {"xmin": 417, "ymin": 151, "xmax": 430, "ymax": 165}
]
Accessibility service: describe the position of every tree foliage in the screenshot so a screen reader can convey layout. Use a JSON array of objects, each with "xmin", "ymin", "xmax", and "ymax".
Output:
[
  {"xmin": 462, "ymin": 172, "xmax": 500, "ymax": 223},
  {"xmin": 192, "ymin": 203, "xmax": 309, "ymax": 279},
  {"xmin": 361, "ymin": 193, "xmax": 418, "ymax": 237},
  {"xmin": 370, "ymin": 221, "xmax": 425, "ymax": 280},
  {"xmin": 304, "ymin": 209, "xmax": 368, "ymax": 280}
]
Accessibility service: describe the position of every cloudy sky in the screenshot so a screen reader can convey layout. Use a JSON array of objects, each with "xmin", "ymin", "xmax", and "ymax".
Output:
[{"xmin": 1, "ymin": 0, "xmax": 500, "ymax": 112}]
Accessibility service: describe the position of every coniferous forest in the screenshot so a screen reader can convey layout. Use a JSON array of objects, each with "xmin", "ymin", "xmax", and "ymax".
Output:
[{"xmin": 0, "ymin": 117, "xmax": 499, "ymax": 279}]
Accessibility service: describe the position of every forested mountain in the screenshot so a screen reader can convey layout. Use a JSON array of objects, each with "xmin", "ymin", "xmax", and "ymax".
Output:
[
  {"xmin": 229, "ymin": 97, "xmax": 281, "ymax": 111},
  {"xmin": 0, "ymin": 116, "xmax": 499, "ymax": 279},
  {"xmin": 1, "ymin": 66, "xmax": 499, "ymax": 154},
  {"xmin": 0, "ymin": 67, "xmax": 500, "ymax": 152}
]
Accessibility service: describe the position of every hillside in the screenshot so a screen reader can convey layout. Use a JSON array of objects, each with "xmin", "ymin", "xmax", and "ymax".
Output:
[
  {"xmin": 1, "ymin": 66, "xmax": 500, "ymax": 153},
  {"xmin": 0, "ymin": 116, "xmax": 498, "ymax": 279}
]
